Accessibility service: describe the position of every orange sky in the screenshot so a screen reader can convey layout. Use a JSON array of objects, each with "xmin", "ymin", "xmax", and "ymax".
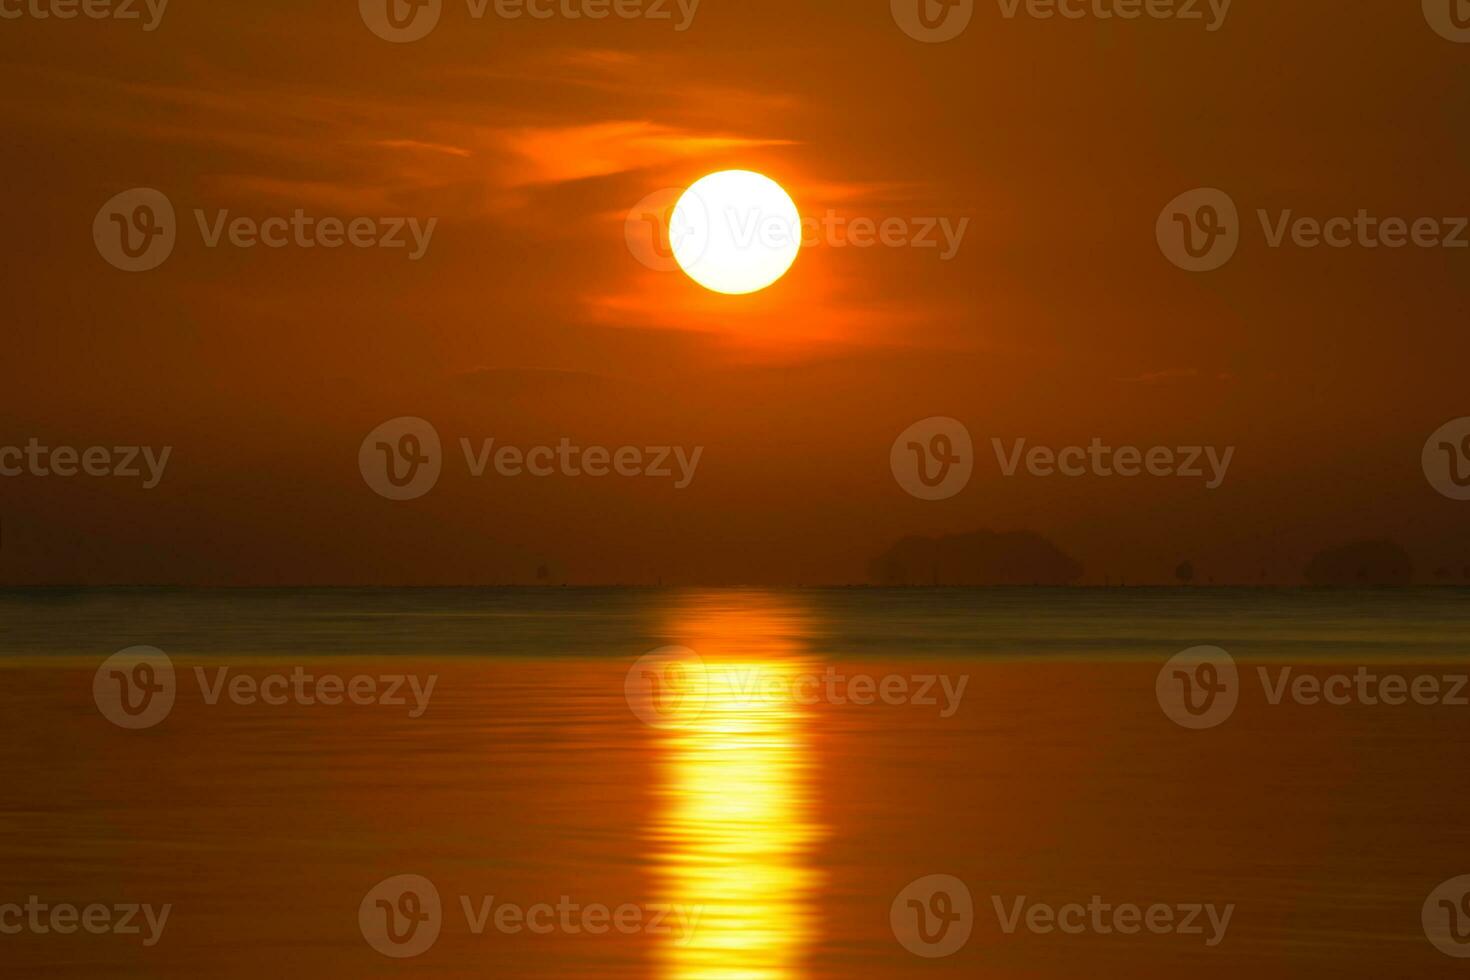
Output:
[{"xmin": 2, "ymin": 0, "xmax": 1469, "ymax": 585}]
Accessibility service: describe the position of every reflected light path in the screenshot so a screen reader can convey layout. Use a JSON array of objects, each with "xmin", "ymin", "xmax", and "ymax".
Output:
[{"xmin": 650, "ymin": 594, "xmax": 825, "ymax": 980}]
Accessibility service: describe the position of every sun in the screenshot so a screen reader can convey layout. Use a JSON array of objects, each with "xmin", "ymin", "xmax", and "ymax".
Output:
[{"xmin": 670, "ymin": 170, "xmax": 802, "ymax": 295}]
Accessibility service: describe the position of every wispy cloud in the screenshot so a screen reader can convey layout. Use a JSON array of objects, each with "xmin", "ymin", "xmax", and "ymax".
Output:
[{"xmin": 500, "ymin": 120, "xmax": 792, "ymax": 186}]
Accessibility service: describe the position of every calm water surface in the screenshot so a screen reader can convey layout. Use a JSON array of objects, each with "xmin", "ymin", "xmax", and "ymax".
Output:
[{"xmin": 1, "ymin": 588, "xmax": 1467, "ymax": 976}]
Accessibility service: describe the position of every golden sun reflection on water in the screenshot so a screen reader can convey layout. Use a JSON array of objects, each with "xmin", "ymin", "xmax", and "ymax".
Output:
[{"xmin": 650, "ymin": 601, "xmax": 825, "ymax": 980}]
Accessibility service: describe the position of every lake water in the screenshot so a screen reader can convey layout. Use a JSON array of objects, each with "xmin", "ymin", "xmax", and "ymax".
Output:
[{"xmin": 1, "ymin": 587, "xmax": 1467, "ymax": 976}]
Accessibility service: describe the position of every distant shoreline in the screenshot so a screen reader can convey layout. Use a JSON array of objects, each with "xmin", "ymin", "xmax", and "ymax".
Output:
[{"xmin": 1, "ymin": 584, "xmax": 1468, "ymax": 592}]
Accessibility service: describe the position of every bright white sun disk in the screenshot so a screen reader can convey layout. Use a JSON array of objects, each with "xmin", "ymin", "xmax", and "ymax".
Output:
[{"xmin": 670, "ymin": 170, "xmax": 801, "ymax": 295}]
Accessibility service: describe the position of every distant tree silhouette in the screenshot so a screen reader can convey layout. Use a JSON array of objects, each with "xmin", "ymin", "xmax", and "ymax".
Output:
[
  {"xmin": 870, "ymin": 530, "xmax": 1083, "ymax": 586},
  {"xmin": 1174, "ymin": 560, "xmax": 1195, "ymax": 586},
  {"xmin": 1303, "ymin": 540, "xmax": 1413, "ymax": 587}
]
